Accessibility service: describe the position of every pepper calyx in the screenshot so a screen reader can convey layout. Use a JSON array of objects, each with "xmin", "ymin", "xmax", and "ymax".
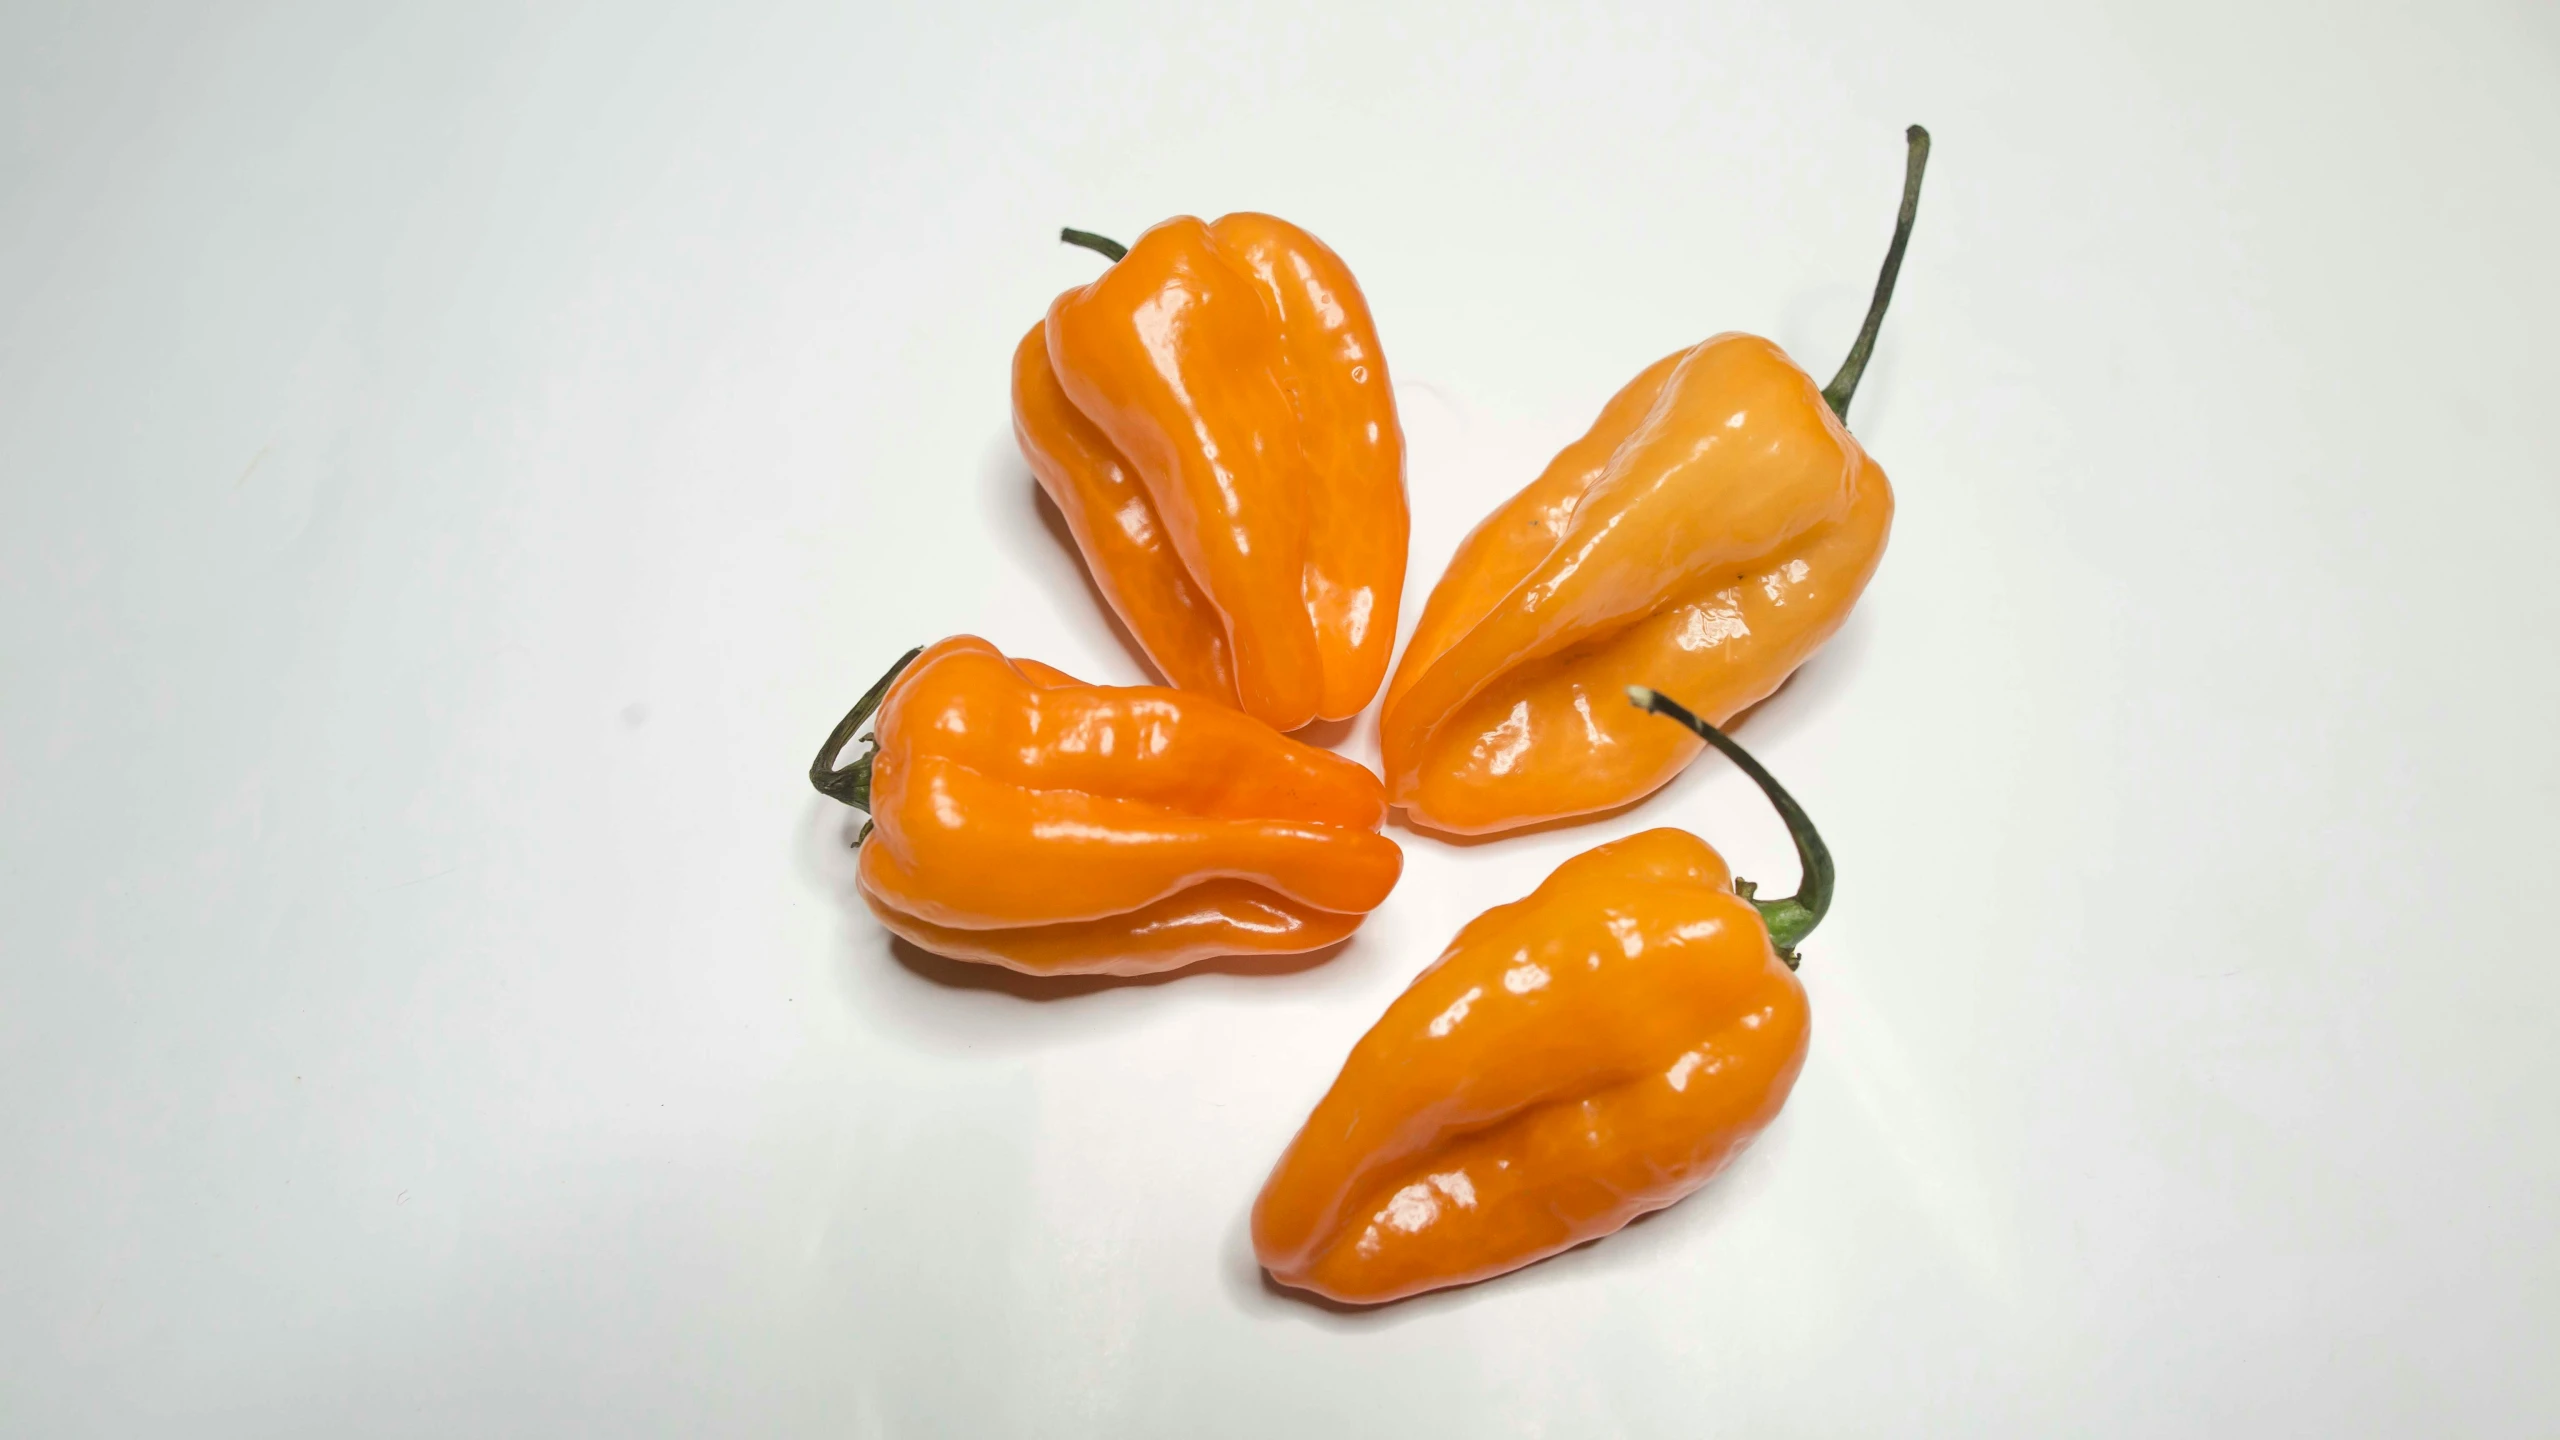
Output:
[
  {"xmin": 1627, "ymin": 686, "xmax": 1836, "ymax": 969},
  {"xmin": 810, "ymin": 645, "xmax": 926, "ymax": 841}
]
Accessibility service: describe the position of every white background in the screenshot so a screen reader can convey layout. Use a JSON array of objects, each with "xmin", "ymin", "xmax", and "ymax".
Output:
[{"xmin": 6, "ymin": 2, "xmax": 2557, "ymax": 1434}]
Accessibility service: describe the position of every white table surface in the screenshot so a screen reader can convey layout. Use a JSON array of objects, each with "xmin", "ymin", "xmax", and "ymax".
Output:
[{"xmin": 7, "ymin": 3, "xmax": 2557, "ymax": 1434}]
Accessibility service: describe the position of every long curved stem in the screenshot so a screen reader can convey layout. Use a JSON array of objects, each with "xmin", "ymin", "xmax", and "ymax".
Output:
[
  {"xmin": 1821, "ymin": 124, "xmax": 1932, "ymax": 427},
  {"xmin": 1628, "ymin": 686, "xmax": 1835, "ymax": 968},
  {"xmin": 1060, "ymin": 228, "xmax": 1128, "ymax": 262},
  {"xmin": 810, "ymin": 646, "xmax": 925, "ymax": 839}
]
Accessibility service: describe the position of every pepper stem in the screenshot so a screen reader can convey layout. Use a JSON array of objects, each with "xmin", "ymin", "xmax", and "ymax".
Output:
[
  {"xmin": 1059, "ymin": 227, "xmax": 1128, "ymax": 262},
  {"xmin": 1820, "ymin": 124, "xmax": 1932, "ymax": 427},
  {"xmin": 810, "ymin": 645, "xmax": 925, "ymax": 842},
  {"xmin": 1628, "ymin": 686, "xmax": 1835, "ymax": 969}
]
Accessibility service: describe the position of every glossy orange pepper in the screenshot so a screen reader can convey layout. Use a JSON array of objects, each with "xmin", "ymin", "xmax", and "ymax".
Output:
[
  {"xmin": 1380, "ymin": 128, "xmax": 1929, "ymax": 835},
  {"xmin": 808, "ymin": 636, "xmax": 1403, "ymax": 977},
  {"xmin": 1253, "ymin": 687, "xmax": 1830, "ymax": 1304},
  {"xmin": 1013, "ymin": 214, "xmax": 1407, "ymax": 732}
]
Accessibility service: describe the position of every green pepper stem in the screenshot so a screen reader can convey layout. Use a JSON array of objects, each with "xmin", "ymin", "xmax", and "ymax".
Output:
[
  {"xmin": 1060, "ymin": 227, "xmax": 1128, "ymax": 262},
  {"xmin": 1628, "ymin": 686, "xmax": 1835, "ymax": 968},
  {"xmin": 1820, "ymin": 124, "xmax": 1932, "ymax": 427},
  {"xmin": 810, "ymin": 646, "xmax": 926, "ymax": 840}
]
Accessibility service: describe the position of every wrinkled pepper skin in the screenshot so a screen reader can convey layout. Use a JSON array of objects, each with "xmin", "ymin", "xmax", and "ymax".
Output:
[
  {"xmin": 1252, "ymin": 827, "xmax": 1809, "ymax": 1305},
  {"xmin": 852, "ymin": 637, "xmax": 1403, "ymax": 976},
  {"xmin": 1379, "ymin": 335, "xmax": 1892, "ymax": 835},
  {"xmin": 1014, "ymin": 214, "xmax": 1408, "ymax": 731}
]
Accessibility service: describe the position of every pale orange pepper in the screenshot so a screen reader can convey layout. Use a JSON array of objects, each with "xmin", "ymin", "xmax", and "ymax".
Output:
[{"xmin": 1382, "ymin": 128, "xmax": 1929, "ymax": 834}]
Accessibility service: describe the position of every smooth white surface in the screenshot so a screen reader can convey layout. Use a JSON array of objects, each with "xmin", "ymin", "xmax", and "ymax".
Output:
[{"xmin": 6, "ymin": 2, "xmax": 2558, "ymax": 1433}]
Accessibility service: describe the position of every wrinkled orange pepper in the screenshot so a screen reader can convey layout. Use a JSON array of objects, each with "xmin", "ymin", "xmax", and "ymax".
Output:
[
  {"xmin": 1381, "ymin": 128, "xmax": 1929, "ymax": 835},
  {"xmin": 1013, "ymin": 214, "xmax": 1407, "ymax": 732},
  {"xmin": 808, "ymin": 636, "xmax": 1403, "ymax": 977},
  {"xmin": 1253, "ymin": 687, "xmax": 1828, "ymax": 1304}
]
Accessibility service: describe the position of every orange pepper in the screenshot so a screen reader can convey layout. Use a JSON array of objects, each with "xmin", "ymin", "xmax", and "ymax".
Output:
[
  {"xmin": 808, "ymin": 636, "xmax": 1403, "ymax": 977},
  {"xmin": 1013, "ymin": 214, "xmax": 1407, "ymax": 732},
  {"xmin": 1253, "ymin": 687, "xmax": 1829, "ymax": 1304},
  {"xmin": 1380, "ymin": 128, "xmax": 1929, "ymax": 835}
]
